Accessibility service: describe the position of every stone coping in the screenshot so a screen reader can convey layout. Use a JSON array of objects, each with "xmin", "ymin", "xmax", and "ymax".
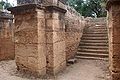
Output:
[
  {"xmin": 0, "ymin": 11, "xmax": 13, "ymax": 20},
  {"xmin": 8, "ymin": 4, "xmax": 44, "ymax": 14},
  {"xmin": 8, "ymin": 4, "xmax": 66, "ymax": 14},
  {"xmin": 106, "ymin": 0, "xmax": 120, "ymax": 10},
  {"xmin": 45, "ymin": 5, "xmax": 67, "ymax": 13}
]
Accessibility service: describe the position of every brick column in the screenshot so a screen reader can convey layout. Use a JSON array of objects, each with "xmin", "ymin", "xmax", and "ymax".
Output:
[
  {"xmin": 45, "ymin": 6, "xmax": 67, "ymax": 75},
  {"xmin": 8, "ymin": 4, "xmax": 47, "ymax": 76},
  {"xmin": 0, "ymin": 12, "xmax": 14, "ymax": 60},
  {"xmin": 107, "ymin": 0, "xmax": 120, "ymax": 80}
]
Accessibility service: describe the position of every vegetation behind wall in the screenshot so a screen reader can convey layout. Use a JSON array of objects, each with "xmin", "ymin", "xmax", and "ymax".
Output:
[{"xmin": 67, "ymin": 0, "xmax": 107, "ymax": 18}]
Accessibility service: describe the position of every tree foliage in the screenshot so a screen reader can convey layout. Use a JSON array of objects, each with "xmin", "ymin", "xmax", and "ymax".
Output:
[
  {"xmin": 0, "ymin": 0, "xmax": 12, "ymax": 10},
  {"xmin": 67, "ymin": 0, "xmax": 107, "ymax": 17}
]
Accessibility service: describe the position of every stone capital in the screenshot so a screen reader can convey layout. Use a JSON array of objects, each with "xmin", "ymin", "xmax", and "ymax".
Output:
[{"xmin": 8, "ymin": 4, "xmax": 44, "ymax": 15}]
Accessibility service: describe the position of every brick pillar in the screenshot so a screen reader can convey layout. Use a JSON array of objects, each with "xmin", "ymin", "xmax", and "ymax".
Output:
[
  {"xmin": 45, "ymin": 6, "xmax": 66, "ymax": 75},
  {"xmin": 0, "ymin": 12, "xmax": 14, "ymax": 60},
  {"xmin": 8, "ymin": 4, "xmax": 47, "ymax": 76},
  {"xmin": 107, "ymin": 0, "xmax": 120, "ymax": 80}
]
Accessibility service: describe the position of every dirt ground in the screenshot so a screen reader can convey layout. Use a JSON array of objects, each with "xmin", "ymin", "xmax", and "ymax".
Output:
[{"xmin": 0, "ymin": 59, "xmax": 109, "ymax": 80}]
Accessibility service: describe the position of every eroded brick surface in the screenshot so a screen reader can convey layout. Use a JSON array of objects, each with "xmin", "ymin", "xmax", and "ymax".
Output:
[
  {"xmin": 107, "ymin": 1, "xmax": 120, "ymax": 80},
  {"xmin": 0, "ymin": 11, "xmax": 14, "ymax": 61}
]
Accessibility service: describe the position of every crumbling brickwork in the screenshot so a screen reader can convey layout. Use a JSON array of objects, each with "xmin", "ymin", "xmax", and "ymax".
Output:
[
  {"xmin": 107, "ymin": 0, "xmax": 120, "ymax": 80},
  {"xmin": 0, "ymin": 11, "xmax": 14, "ymax": 61},
  {"xmin": 45, "ymin": 6, "xmax": 67, "ymax": 75},
  {"xmin": 9, "ymin": 5, "xmax": 47, "ymax": 76},
  {"xmin": 65, "ymin": 6, "xmax": 85, "ymax": 60}
]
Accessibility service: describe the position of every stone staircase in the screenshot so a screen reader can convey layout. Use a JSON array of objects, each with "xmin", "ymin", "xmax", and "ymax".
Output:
[{"xmin": 76, "ymin": 24, "xmax": 109, "ymax": 60}]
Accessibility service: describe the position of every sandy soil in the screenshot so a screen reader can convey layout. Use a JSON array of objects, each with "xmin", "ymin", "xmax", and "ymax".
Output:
[{"xmin": 0, "ymin": 59, "xmax": 109, "ymax": 80}]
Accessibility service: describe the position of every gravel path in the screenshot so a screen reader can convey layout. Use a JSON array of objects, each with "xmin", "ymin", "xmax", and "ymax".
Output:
[{"xmin": 0, "ymin": 59, "xmax": 109, "ymax": 80}]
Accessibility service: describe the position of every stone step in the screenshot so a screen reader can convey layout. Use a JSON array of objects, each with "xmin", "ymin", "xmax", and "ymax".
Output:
[
  {"xmin": 76, "ymin": 52, "xmax": 108, "ymax": 58},
  {"xmin": 80, "ymin": 40, "xmax": 108, "ymax": 43},
  {"xmin": 93, "ymin": 26, "xmax": 107, "ymax": 28},
  {"xmin": 80, "ymin": 42, "xmax": 108, "ymax": 46},
  {"xmin": 83, "ymin": 34, "xmax": 108, "ymax": 37},
  {"xmin": 79, "ymin": 45, "xmax": 108, "ymax": 50},
  {"xmin": 77, "ymin": 24, "xmax": 108, "ymax": 60},
  {"xmin": 93, "ymin": 27, "xmax": 107, "ymax": 29},
  {"xmin": 83, "ymin": 31, "xmax": 108, "ymax": 35},
  {"xmin": 85, "ymin": 29, "xmax": 108, "ymax": 32},
  {"xmin": 84, "ymin": 30, "xmax": 108, "ymax": 33},
  {"xmin": 81, "ymin": 37, "xmax": 108, "ymax": 40},
  {"xmin": 76, "ymin": 56, "xmax": 108, "ymax": 60},
  {"xmin": 78, "ymin": 48, "xmax": 109, "ymax": 53},
  {"xmin": 93, "ymin": 28, "xmax": 107, "ymax": 30},
  {"xmin": 94, "ymin": 25, "xmax": 106, "ymax": 27},
  {"xmin": 84, "ymin": 32, "xmax": 108, "ymax": 34}
]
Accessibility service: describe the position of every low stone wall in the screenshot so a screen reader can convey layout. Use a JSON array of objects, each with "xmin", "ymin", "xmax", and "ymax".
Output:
[
  {"xmin": 65, "ymin": 6, "xmax": 86, "ymax": 60},
  {"xmin": 0, "ymin": 11, "xmax": 14, "ymax": 61}
]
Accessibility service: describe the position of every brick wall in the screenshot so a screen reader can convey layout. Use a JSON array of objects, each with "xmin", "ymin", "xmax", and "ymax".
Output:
[
  {"xmin": 65, "ymin": 6, "xmax": 86, "ymax": 60},
  {"xmin": 0, "ymin": 11, "xmax": 14, "ymax": 61},
  {"xmin": 107, "ymin": 0, "xmax": 120, "ymax": 80}
]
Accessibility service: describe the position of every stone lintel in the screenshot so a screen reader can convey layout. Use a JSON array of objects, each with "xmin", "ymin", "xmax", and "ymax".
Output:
[
  {"xmin": 7, "ymin": 4, "xmax": 44, "ymax": 15},
  {"xmin": 45, "ymin": 5, "xmax": 67, "ymax": 13},
  {"xmin": 106, "ymin": 0, "xmax": 120, "ymax": 10}
]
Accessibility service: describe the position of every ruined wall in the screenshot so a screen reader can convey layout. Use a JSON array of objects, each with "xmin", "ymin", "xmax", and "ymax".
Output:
[
  {"xmin": 45, "ymin": 6, "xmax": 66, "ymax": 75},
  {"xmin": 106, "ymin": 0, "xmax": 120, "ymax": 80},
  {"xmin": 8, "ymin": 0, "xmax": 86, "ymax": 76},
  {"xmin": 10, "ymin": 6, "xmax": 47, "ymax": 76},
  {"xmin": 0, "ymin": 11, "xmax": 14, "ymax": 60},
  {"xmin": 65, "ymin": 6, "xmax": 85, "ymax": 60}
]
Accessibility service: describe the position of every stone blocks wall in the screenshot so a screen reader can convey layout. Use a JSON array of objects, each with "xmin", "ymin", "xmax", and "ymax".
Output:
[
  {"xmin": 8, "ymin": 4, "xmax": 67, "ymax": 76},
  {"xmin": 8, "ymin": 0, "xmax": 86, "ymax": 76},
  {"xmin": 107, "ymin": 0, "xmax": 120, "ymax": 80},
  {"xmin": 0, "ymin": 11, "xmax": 14, "ymax": 61},
  {"xmin": 65, "ymin": 6, "xmax": 85, "ymax": 60},
  {"xmin": 11, "ymin": 7, "xmax": 46, "ymax": 76},
  {"xmin": 45, "ymin": 6, "xmax": 66, "ymax": 75}
]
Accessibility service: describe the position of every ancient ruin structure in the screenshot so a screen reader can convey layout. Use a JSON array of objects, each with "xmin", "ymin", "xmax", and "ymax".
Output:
[
  {"xmin": 2, "ymin": 0, "xmax": 120, "ymax": 79},
  {"xmin": 6, "ymin": 0, "xmax": 85, "ymax": 76},
  {"xmin": 0, "ymin": 11, "xmax": 14, "ymax": 60},
  {"xmin": 106, "ymin": 0, "xmax": 120, "ymax": 80}
]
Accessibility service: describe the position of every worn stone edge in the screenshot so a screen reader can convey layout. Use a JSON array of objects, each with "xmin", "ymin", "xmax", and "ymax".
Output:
[
  {"xmin": 7, "ymin": 4, "xmax": 44, "ymax": 14},
  {"xmin": 45, "ymin": 5, "xmax": 67, "ymax": 13},
  {"xmin": 7, "ymin": 4, "xmax": 67, "ymax": 14}
]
